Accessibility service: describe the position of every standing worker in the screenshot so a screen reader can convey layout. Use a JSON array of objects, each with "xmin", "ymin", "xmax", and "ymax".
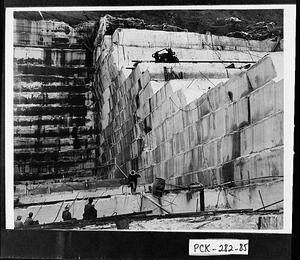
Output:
[
  {"xmin": 83, "ymin": 198, "xmax": 97, "ymax": 220},
  {"xmin": 128, "ymin": 170, "xmax": 141, "ymax": 194},
  {"xmin": 62, "ymin": 205, "xmax": 72, "ymax": 221}
]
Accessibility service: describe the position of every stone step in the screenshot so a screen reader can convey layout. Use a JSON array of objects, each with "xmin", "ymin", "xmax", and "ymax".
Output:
[
  {"xmin": 14, "ymin": 84, "xmax": 89, "ymax": 93},
  {"xmin": 14, "ymin": 64, "xmax": 92, "ymax": 78},
  {"xmin": 14, "ymin": 46, "xmax": 87, "ymax": 67},
  {"xmin": 14, "ymin": 125, "xmax": 95, "ymax": 138},
  {"xmin": 14, "ymin": 74, "xmax": 89, "ymax": 85},
  {"xmin": 14, "ymin": 104, "xmax": 87, "ymax": 117},
  {"xmin": 14, "ymin": 93, "xmax": 89, "ymax": 106},
  {"xmin": 14, "ymin": 136, "xmax": 96, "ymax": 150},
  {"xmin": 14, "ymin": 115, "xmax": 90, "ymax": 128}
]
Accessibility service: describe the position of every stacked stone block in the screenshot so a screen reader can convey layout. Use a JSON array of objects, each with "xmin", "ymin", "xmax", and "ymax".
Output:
[
  {"xmin": 94, "ymin": 47, "xmax": 283, "ymax": 188},
  {"xmin": 110, "ymin": 28, "xmax": 279, "ymax": 72},
  {"xmin": 93, "ymin": 49, "xmax": 152, "ymax": 179},
  {"xmin": 93, "ymin": 22, "xmax": 283, "ymax": 188},
  {"xmin": 137, "ymin": 53, "xmax": 283, "ymax": 187}
]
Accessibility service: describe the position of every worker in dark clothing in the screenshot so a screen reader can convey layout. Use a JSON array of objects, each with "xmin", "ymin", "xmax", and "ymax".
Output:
[
  {"xmin": 24, "ymin": 212, "xmax": 39, "ymax": 226},
  {"xmin": 62, "ymin": 205, "xmax": 72, "ymax": 221},
  {"xmin": 128, "ymin": 170, "xmax": 141, "ymax": 194},
  {"xmin": 14, "ymin": 215, "xmax": 24, "ymax": 228},
  {"xmin": 83, "ymin": 198, "xmax": 97, "ymax": 220},
  {"xmin": 167, "ymin": 48, "xmax": 173, "ymax": 61}
]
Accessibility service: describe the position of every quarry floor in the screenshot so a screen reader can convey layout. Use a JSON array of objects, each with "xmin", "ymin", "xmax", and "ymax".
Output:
[{"xmin": 78, "ymin": 212, "xmax": 283, "ymax": 231}]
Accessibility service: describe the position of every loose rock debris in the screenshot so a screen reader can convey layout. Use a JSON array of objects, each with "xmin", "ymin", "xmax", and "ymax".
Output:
[{"xmin": 79, "ymin": 213, "xmax": 282, "ymax": 231}]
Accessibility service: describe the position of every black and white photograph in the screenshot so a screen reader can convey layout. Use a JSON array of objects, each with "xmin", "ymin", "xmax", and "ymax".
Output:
[{"xmin": 1, "ymin": 3, "xmax": 296, "ymax": 259}]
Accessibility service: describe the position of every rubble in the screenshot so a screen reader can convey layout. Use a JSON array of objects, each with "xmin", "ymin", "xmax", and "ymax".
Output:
[
  {"xmin": 227, "ymin": 21, "xmax": 283, "ymax": 41},
  {"xmin": 79, "ymin": 212, "xmax": 283, "ymax": 230},
  {"xmin": 99, "ymin": 14, "xmax": 187, "ymax": 36}
]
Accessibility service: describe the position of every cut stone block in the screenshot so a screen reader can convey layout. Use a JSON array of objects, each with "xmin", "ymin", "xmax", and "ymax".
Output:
[{"xmin": 246, "ymin": 52, "xmax": 283, "ymax": 90}]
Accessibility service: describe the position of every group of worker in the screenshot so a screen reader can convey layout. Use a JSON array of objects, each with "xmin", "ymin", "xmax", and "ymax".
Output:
[
  {"xmin": 14, "ymin": 212, "xmax": 39, "ymax": 228},
  {"xmin": 14, "ymin": 170, "xmax": 141, "ymax": 228},
  {"xmin": 14, "ymin": 198, "xmax": 98, "ymax": 228}
]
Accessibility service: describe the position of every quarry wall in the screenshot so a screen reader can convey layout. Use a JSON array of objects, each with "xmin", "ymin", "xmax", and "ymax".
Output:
[
  {"xmin": 13, "ymin": 18, "xmax": 284, "ymax": 191},
  {"xmin": 13, "ymin": 19, "xmax": 97, "ymax": 181},
  {"xmin": 93, "ymin": 27, "xmax": 283, "ymax": 189}
]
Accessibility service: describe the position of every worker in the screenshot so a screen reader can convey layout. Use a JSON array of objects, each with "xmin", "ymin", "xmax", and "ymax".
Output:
[
  {"xmin": 24, "ymin": 212, "xmax": 39, "ymax": 226},
  {"xmin": 167, "ymin": 48, "xmax": 173, "ymax": 61},
  {"xmin": 14, "ymin": 215, "xmax": 24, "ymax": 228},
  {"xmin": 128, "ymin": 170, "xmax": 141, "ymax": 194},
  {"xmin": 83, "ymin": 198, "xmax": 97, "ymax": 220},
  {"xmin": 62, "ymin": 205, "xmax": 72, "ymax": 221}
]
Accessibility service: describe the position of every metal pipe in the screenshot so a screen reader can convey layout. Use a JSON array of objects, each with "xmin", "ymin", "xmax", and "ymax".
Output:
[
  {"xmin": 132, "ymin": 59, "xmax": 257, "ymax": 64},
  {"xmin": 142, "ymin": 194, "xmax": 171, "ymax": 214},
  {"xmin": 53, "ymin": 202, "xmax": 64, "ymax": 222},
  {"xmin": 33, "ymin": 199, "xmax": 46, "ymax": 220},
  {"xmin": 254, "ymin": 199, "xmax": 284, "ymax": 212},
  {"xmin": 114, "ymin": 162, "xmax": 128, "ymax": 178},
  {"xmin": 258, "ymin": 190, "xmax": 266, "ymax": 210},
  {"xmin": 69, "ymin": 192, "xmax": 81, "ymax": 216}
]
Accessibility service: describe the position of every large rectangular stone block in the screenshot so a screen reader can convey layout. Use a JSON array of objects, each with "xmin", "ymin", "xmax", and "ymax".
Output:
[
  {"xmin": 199, "ymin": 115, "xmax": 210, "ymax": 144},
  {"xmin": 234, "ymin": 147, "xmax": 283, "ymax": 182},
  {"xmin": 221, "ymin": 131, "xmax": 241, "ymax": 164},
  {"xmin": 191, "ymin": 146, "xmax": 201, "ymax": 172},
  {"xmin": 225, "ymin": 97, "xmax": 249, "ymax": 134},
  {"xmin": 252, "ymin": 112, "xmax": 283, "ymax": 153},
  {"xmin": 114, "ymin": 29, "xmax": 202, "ymax": 49},
  {"xmin": 179, "ymin": 130, "xmax": 187, "ymax": 153},
  {"xmin": 250, "ymin": 79, "xmax": 284, "ymax": 123},
  {"xmin": 213, "ymin": 108, "xmax": 226, "ymax": 139},
  {"xmin": 236, "ymin": 97, "xmax": 250, "ymax": 129},
  {"xmin": 196, "ymin": 168, "xmax": 214, "ymax": 187},
  {"xmin": 140, "ymin": 71, "xmax": 151, "ymax": 89},
  {"xmin": 187, "ymin": 123, "xmax": 197, "ymax": 148},
  {"xmin": 240, "ymin": 125, "xmax": 253, "ymax": 156},
  {"xmin": 165, "ymin": 138, "xmax": 173, "ymax": 160},
  {"xmin": 165, "ymin": 117, "xmax": 174, "ymax": 140},
  {"xmin": 196, "ymin": 94, "xmax": 211, "ymax": 119},
  {"xmin": 202, "ymin": 141, "xmax": 216, "ymax": 168},
  {"xmin": 173, "ymin": 110, "xmax": 184, "ymax": 134},
  {"xmin": 190, "ymin": 103, "xmax": 199, "ymax": 124},
  {"xmin": 224, "ymin": 71, "xmax": 250, "ymax": 101},
  {"xmin": 274, "ymin": 79, "xmax": 284, "ymax": 112},
  {"xmin": 173, "ymin": 133, "xmax": 180, "ymax": 155},
  {"xmin": 246, "ymin": 53, "xmax": 283, "ymax": 90},
  {"xmin": 161, "ymin": 100, "xmax": 171, "ymax": 122}
]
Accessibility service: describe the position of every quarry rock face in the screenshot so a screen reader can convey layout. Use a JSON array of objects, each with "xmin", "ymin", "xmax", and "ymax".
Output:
[
  {"xmin": 91, "ymin": 16, "xmax": 283, "ymax": 191},
  {"xmin": 14, "ymin": 19, "xmax": 96, "ymax": 181},
  {"xmin": 13, "ymin": 14, "xmax": 283, "ymax": 200}
]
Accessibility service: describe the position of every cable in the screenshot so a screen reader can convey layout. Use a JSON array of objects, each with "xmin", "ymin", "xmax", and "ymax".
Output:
[
  {"xmin": 186, "ymin": 79, "xmax": 195, "ymax": 89},
  {"xmin": 198, "ymin": 71, "xmax": 216, "ymax": 87},
  {"xmin": 202, "ymin": 40, "xmax": 223, "ymax": 62},
  {"xmin": 170, "ymin": 95, "xmax": 206, "ymax": 113}
]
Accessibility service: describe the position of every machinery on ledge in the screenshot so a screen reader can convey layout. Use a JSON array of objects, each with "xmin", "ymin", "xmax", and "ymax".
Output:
[{"xmin": 152, "ymin": 48, "xmax": 179, "ymax": 63}]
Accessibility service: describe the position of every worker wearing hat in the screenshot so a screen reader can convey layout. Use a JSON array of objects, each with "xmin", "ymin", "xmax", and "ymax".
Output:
[
  {"xmin": 14, "ymin": 215, "xmax": 24, "ymax": 228},
  {"xmin": 62, "ymin": 205, "xmax": 72, "ymax": 221}
]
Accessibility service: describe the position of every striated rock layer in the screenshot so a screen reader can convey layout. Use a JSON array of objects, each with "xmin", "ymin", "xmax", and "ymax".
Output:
[{"xmin": 14, "ymin": 19, "xmax": 96, "ymax": 181}]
